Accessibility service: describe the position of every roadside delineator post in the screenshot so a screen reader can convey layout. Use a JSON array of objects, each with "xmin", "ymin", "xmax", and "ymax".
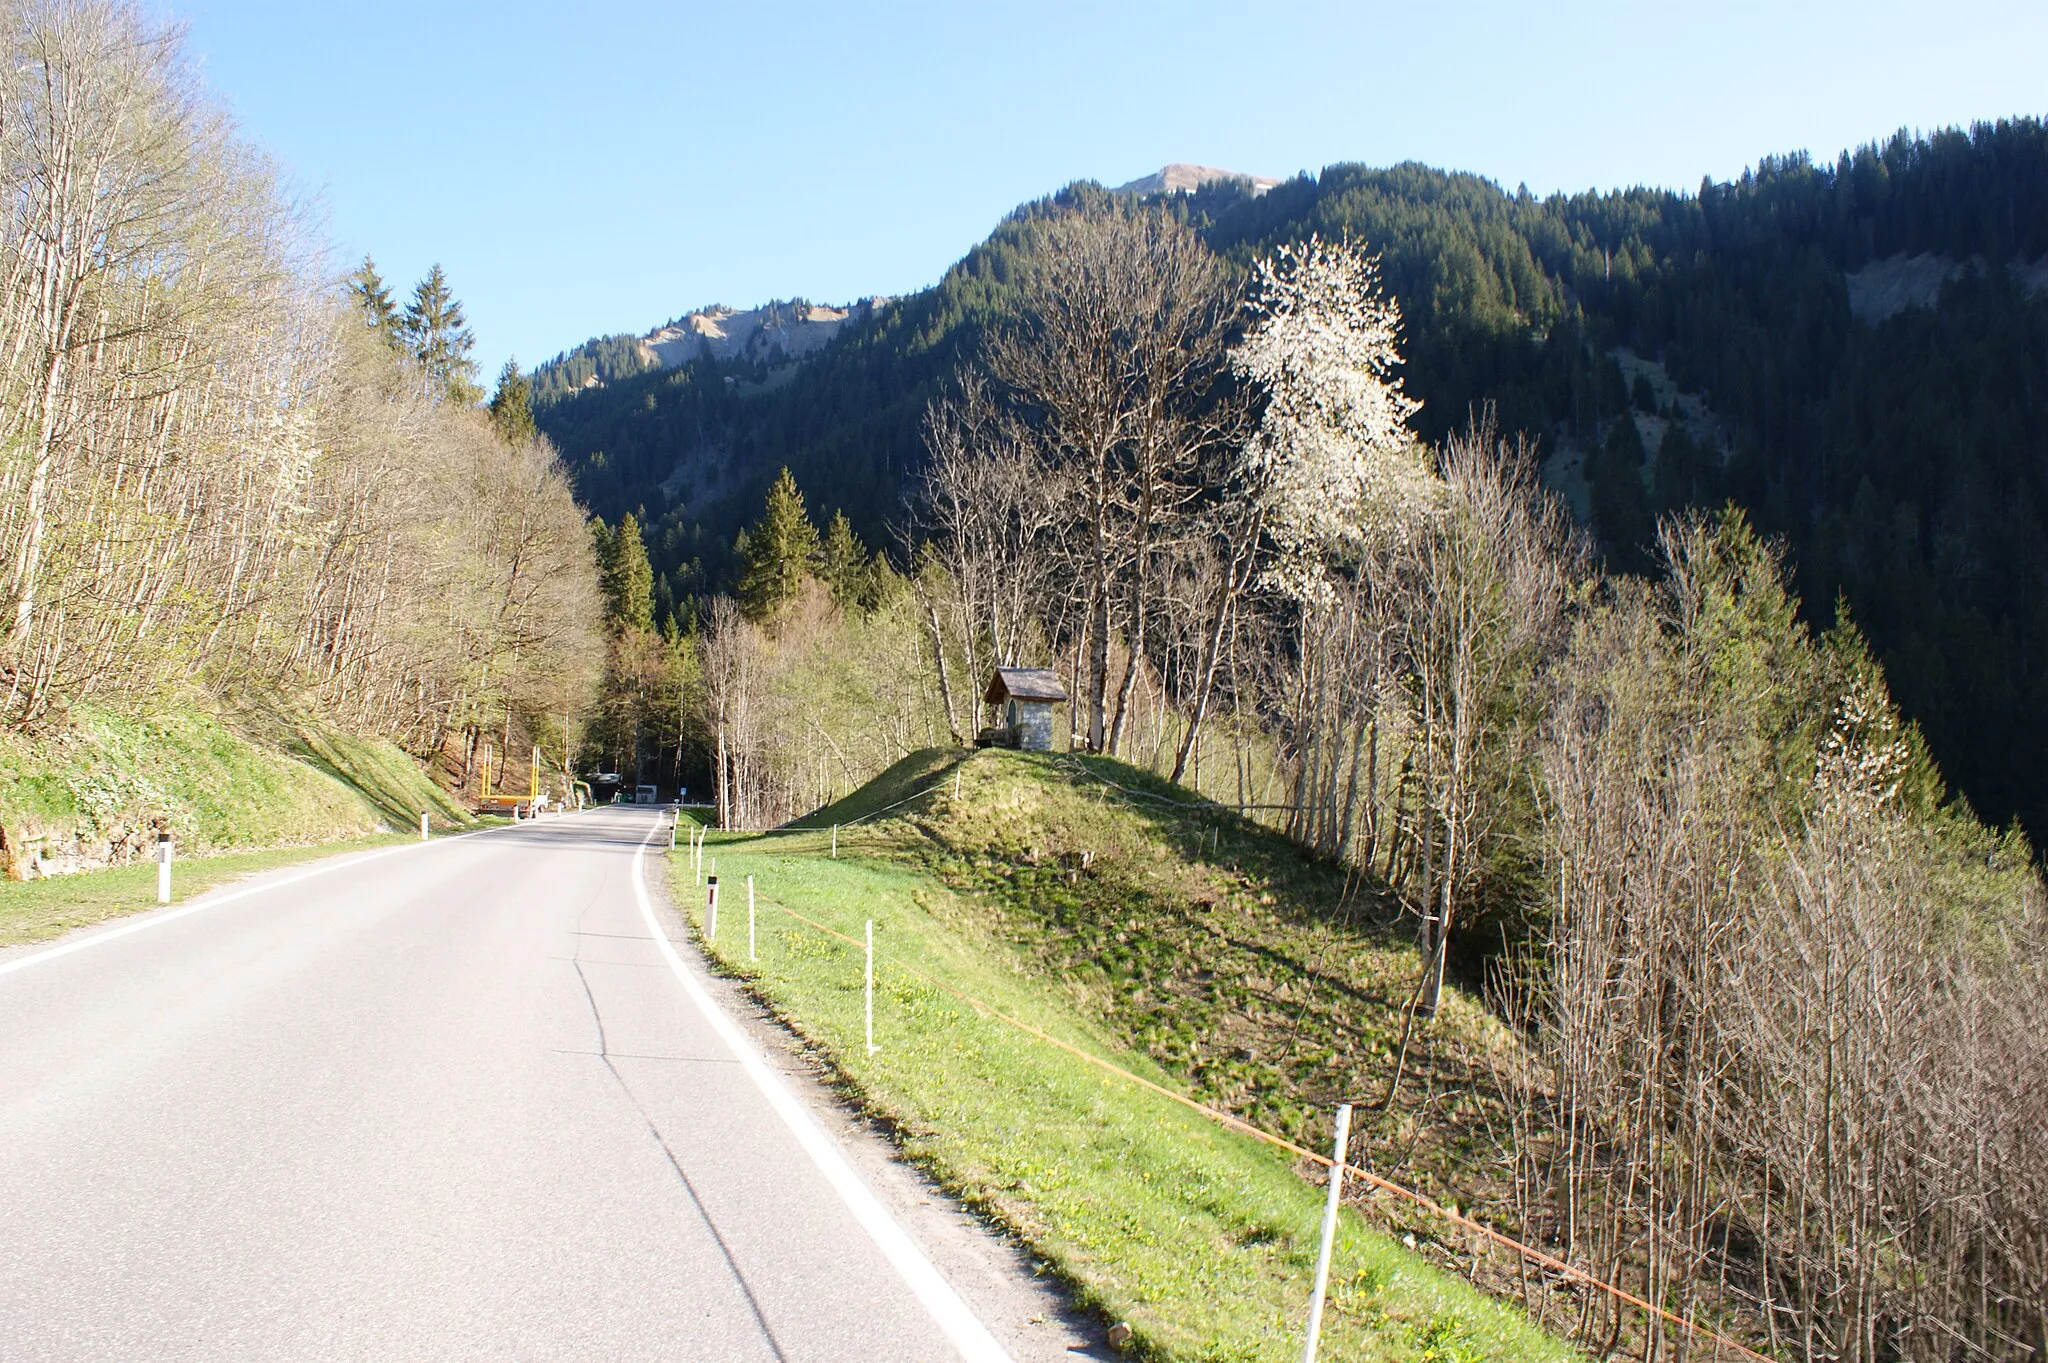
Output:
[
  {"xmin": 706, "ymin": 874, "xmax": 719, "ymax": 940},
  {"xmin": 669, "ymin": 812, "xmax": 677, "ymax": 851},
  {"xmin": 156, "ymin": 833, "xmax": 173, "ymax": 905},
  {"xmin": 831, "ymin": 825, "xmax": 838, "ymax": 859},
  {"xmin": 420, "ymin": 810, "xmax": 430, "ymax": 842},
  {"xmin": 864, "ymin": 919, "xmax": 878, "ymax": 1056},
  {"xmin": 747, "ymin": 875, "xmax": 756, "ymax": 961},
  {"xmin": 1301, "ymin": 1103, "xmax": 1354, "ymax": 1363}
]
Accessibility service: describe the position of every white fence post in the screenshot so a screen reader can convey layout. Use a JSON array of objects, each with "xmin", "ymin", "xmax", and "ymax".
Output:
[
  {"xmin": 156, "ymin": 833, "xmax": 173, "ymax": 905},
  {"xmin": 1301, "ymin": 1103, "xmax": 1353, "ymax": 1363},
  {"xmin": 706, "ymin": 875, "xmax": 719, "ymax": 941},
  {"xmin": 831, "ymin": 825, "xmax": 838, "ymax": 859},
  {"xmin": 419, "ymin": 811, "xmax": 430, "ymax": 842},
  {"xmin": 864, "ymin": 919, "xmax": 878, "ymax": 1055},
  {"xmin": 747, "ymin": 875, "xmax": 756, "ymax": 961}
]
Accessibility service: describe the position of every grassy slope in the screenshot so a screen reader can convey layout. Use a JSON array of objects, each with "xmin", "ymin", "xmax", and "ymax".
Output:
[
  {"xmin": 683, "ymin": 749, "xmax": 1573, "ymax": 1362},
  {"xmin": 0, "ymin": 703, "xmax": 477, "ymax": 947},
  {"xmin": 810, "ymin": 749, "xmax": 1524, "ymax": 1210}
]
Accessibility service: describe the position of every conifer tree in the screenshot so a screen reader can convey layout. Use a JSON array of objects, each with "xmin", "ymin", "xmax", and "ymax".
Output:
[
  {"xmin": 1587, "ymin": 412, "xmax": 1654, "ymax": 571},
  {"xmin": 595, "ymin": 513, "xmax": 655, "ymax": 634},
  {"xmin": 488, "ymin": 360, "xmax": 537, "ymax": 447},
  {"xmin": 819, "ymin": 509, "xmax": 873, "ymax": 610},
  {"xmin": 735, "ymin": 468, "xmax": 819, "ymax": 621},
  {"xmin": 402, "ymin": 263, "xmax": 482, "ymax": 405},
  {"xmin": 347, "ymin": 256, "xmax": 402, "ymax": 350}
]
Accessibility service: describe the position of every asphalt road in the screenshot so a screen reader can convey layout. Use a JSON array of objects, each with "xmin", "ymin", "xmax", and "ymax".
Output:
[{"xmin": 0, "ymin": 807, "xmax": 1076, "ymax": 1361}]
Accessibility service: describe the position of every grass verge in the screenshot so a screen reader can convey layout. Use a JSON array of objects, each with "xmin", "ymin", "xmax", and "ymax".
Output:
[
  {"xmin": 676, "ymin": 816, "xmax": 1575, "ymax": 1363},
  {"xmin": 0, "ymin": 831, "xmax": 415, "ymax": 949}
]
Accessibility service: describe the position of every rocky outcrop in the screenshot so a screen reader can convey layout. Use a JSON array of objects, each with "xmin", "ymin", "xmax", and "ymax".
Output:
[{"xmin": 636, "ymin": 298, "xmax": 886, "ymax": 370}]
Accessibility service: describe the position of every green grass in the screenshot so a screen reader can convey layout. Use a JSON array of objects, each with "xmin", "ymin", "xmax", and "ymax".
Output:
[
  {"xmin": 1, "ymin": 705, "xmax": 470, "ymax": 849},
  {"xmin": 1, "ymin": 700, "xmax": 482, "ymax": 942},
  {"xmin": 775, "ymin": 749, "xmax": 1529, "ymax": 1208},
  {"xmin": 679, "ymin": 794, "xmax": 1576, "ymax": 1361},
  {"xmin": 0, "ymin": 832, "xmax": 417, "ymax": 949}
]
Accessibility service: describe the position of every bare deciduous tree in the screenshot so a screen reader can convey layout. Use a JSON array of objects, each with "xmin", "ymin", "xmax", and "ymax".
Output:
[{"xmin": 982, "ymin": 202, "xmax": 1236, "ymax": 754}]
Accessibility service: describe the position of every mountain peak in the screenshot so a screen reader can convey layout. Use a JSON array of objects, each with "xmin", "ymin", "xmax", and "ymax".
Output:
[{"xmin": 1114, "ymin": 163, "xmax": 1279, "ymax": 197}]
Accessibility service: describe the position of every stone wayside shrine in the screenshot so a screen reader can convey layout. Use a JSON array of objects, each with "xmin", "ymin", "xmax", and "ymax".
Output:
[{"xmin": 979, "ymin": 667, "xmax": 1068, "ymax": 752}]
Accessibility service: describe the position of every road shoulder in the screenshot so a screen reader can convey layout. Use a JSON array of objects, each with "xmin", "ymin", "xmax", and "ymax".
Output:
[{"xmin": 643, "ymin": 842, "xmax": 1113, "ymax": 1363}]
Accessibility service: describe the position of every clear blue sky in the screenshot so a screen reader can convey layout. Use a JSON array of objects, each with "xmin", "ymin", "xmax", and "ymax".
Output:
[{"xmin": 170, "ymin": 0, "xmax": 2046, "ymax": 383}]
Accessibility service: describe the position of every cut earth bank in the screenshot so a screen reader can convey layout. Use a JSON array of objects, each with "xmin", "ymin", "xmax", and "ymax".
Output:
[{"xmin": 0, "ymin": 704, "xmax": 477, "ymax": 948}]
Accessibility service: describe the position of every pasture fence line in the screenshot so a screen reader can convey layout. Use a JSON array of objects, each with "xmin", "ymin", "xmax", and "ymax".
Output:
[{"xmin": 689, "ymin": 863, "xmax": 1773, "ymax": 1363}]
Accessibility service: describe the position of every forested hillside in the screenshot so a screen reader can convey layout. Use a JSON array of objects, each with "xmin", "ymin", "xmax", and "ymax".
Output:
[{"xmin": 536, "ymin": 118, "xmax": 2048, "ymax": 840}]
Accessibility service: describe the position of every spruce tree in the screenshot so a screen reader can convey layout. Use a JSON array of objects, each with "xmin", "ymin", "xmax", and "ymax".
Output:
[
  {"xmin": 1588, "ymin": 413, "xmax": 1654, "ymax": 572},
  {"xmin": 735, "ymin": 468, "xmax": 819, "ymax": 621},
  {"xmin": 819, "ymin": 509, "xmax": 873, "ymax": 610},
  {"xmin": 346, "ymin": 256, "xmax": 402, "ymax": 350},
  {"xmin": 597, "ymin": 512, "xmax": 655, "ymax": 634},
  {"xmin": 1651, "ymin": 424, "xmax": 1719, "ymax": 514},
  {"xmin": 402, "ymin": 263, "xmax": 482, "ymax": 405},
  {"xmin": 488, "ymin": 360, "xmax": 537, "ymax": 447}
]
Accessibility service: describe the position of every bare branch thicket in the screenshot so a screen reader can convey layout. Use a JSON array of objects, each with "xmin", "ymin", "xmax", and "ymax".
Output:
[
  {"xmin": 981, "ymin": 202, "xmax": 1237, "ymax": 756},
  {"xmin": 0, "ymin": 0, "xmax": 307, "ymax": 718},
  {"xmin": 917, "ymin": 372, "xmax": 1068, "ymax": 739},
  {"xmin": 1501, "ymin": 519, "xmax": 2048, "ymax": 1362},
  {"xmin": 702, "ymin": 596, "xmax": 765, "ymax": 832},
  {"xmin": 0, "ymin": 2, "xmax": 601, "ymax": 793},
  {"xmin": 700, "ymin": 579, "xmax": 957, "ymax": 830},
  {"xmin": 1279, "ymin": 419, "xmax": 1570, "ymax": 1026}
]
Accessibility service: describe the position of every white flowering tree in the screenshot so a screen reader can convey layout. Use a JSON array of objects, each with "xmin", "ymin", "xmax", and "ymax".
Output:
[{"xmin": 1228, "ymin": 236, "xmax": 1433, "ymax": 590}]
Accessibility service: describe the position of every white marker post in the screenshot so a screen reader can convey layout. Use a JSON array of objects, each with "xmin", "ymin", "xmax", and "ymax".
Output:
[
  {"xmin": 864, "ymin": 919, "xmax": 878, "ymax": 1056},
  {"xmin": 155, "ymin": 833, "xmax": 173, "ymax": 905},
  {"xmin": 1301, "ymin": 1103, "xmax": 1353, "ymax": 1363},
  {"xmin": 669, "ymin": 813, "xmax": 677, "ymax": 850},
  {"xmin": 420, "ymin": 811, "xmax": 430, "ymax": 841},
  {"xmin": 747, "ymin": 875, "xmax": 756, "ymax": 961},
  {"xmin": 706, "ymin": 875, "xmax": 719, "ymax": 941},
  {"xmin": 831, "ymin": 825, "xmax": 838, "ymax": 859}
]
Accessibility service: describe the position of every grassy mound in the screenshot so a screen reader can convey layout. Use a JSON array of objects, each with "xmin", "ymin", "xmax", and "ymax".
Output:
[
  {"xmin": 684, "ymin": 749, "xmax": 1571, "ymax": 1362},
  {"xmin": 887, "ymin": 750, "xmax": 1520, "ymax": 1200},
  {"xmin": 783, "ymin": 746, "xmax": 963, "ymax": 827}
]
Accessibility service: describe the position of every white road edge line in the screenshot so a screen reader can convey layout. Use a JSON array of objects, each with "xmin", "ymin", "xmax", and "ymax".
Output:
[
  {"xmin": 0, "ymin": 815, "xmax": 550, "ymax": 981},
  {"xmin": 628, "ymin": 819, "xmax": 1015, "ymax": 1363}
]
